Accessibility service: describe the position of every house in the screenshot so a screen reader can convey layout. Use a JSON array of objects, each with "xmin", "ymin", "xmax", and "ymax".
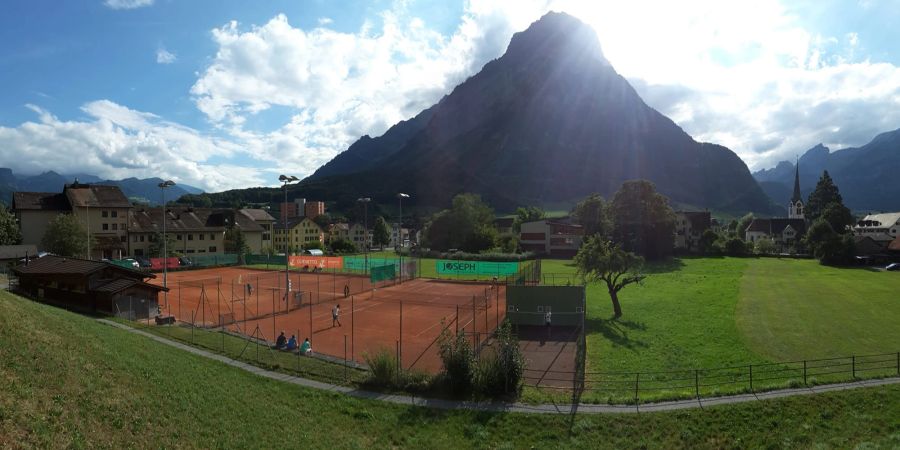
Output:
[
  {"xmin": 273, "ymin": 217, "xmax": 325, "ymax": 253},
  {"xmin": 852, "ymin": 235, "xmax": 886, "ymax": 257},
  {"xmin": 390, "ymin": 223, "xmax": 411, "ymax": 249},
  {"xmin": 519, "ymin": 219, "xmax": 584, "ymax": 257},
  {"xmin": 239, "ymin": 208, "xmax": 277, "ymax": 252},
  {"xmin": 494, "ymin": 217, "xmax": 515, "ymax": 235},
  {"xmin": 853, "ymin": 212, "xmax": 900, "ymax": 243},
  {"xmin": 674, "ymin": 211, "xmax": 712, "ymax": 252},
  {"xmin": 12, "ymin": 181, "xmax": 132, "ymax": 260},
  {"xmin": 12, "ymin": 255, "xmax": 167, "ymax": 318},
  {"xmin": 128, "ymin": 207, "xmax": 265, "ymax": 256},
  {"xmin": 745, "ymin": 163, "xmax": 808, "ymax": 251}
]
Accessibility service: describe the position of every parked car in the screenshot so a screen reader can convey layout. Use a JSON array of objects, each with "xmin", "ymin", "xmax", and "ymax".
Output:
[
  {"xmin": 178, "ymin": 257, "xmax": 193, "ymax": 267},
  {"xmin": 886, "ymin": 263, "xmax": 900, "ymax": 271},
  {"xmin": 121, "ymin": 258, "xmax": 140, "ymax": 269},
  {"xmin": 134, "ymin": 256, "xmax": 151, "ymax": 268}
]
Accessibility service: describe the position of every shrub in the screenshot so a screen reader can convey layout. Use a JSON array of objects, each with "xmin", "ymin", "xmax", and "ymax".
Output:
[
  {"xmin": 437, "ymin": 325, "xmax": 475, "ymax": 394},
  {"xmin": 363, "ymin": 347, "xmax": 398, "ymax": 388},
  {"xmin": 724, "ymin": 237, "xmax": 750, "ymax": 256},
  {"xmin": 475, "ymin": 323, "xmax": 524, "ymax": 396}
]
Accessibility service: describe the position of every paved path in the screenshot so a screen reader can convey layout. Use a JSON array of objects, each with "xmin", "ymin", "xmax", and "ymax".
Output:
[{"xmin": 98, "ymin": 319, "xmax": 900, "ymax": 415}]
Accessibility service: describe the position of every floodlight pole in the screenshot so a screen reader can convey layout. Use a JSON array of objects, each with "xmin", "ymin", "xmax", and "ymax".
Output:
[
  {"xmin": 158, "ymin": 180, "xmax": 175, "ymax": 308},
  {"xmin": 357, "ymin": 197, "xmax": 371, "ymax": 273},
  {"xmin": 280, "ymin": 175, "xmax": 299, "ymax": 305},
  {"xmin": 397, "ymin": 193, "xmax": 409, "ymax": 283}
]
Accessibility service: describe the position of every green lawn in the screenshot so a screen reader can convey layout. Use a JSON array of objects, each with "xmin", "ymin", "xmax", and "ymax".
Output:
[
  {"xmin": 2, "ymin": 291, "xmax": 899, "ymax": 449},
  {"xmin": 737, "ymin": 258, "xmax": 900, "ymax": 361}
]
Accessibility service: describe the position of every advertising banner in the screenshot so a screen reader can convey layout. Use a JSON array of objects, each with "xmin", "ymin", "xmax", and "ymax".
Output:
[
  {"xmin": 150, "ymin": 257, "xmax": 180, "ymax": 271},
  {"xmin": 288, "ymin": 256, "xmax": 344, "ymax": 269},
  {"xmin": 435, "ymin": 260, "xmax": 519, "ymax": 276}
]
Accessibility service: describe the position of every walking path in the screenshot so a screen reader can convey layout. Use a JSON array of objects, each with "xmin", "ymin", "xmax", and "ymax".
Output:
[{"xmin": 99, "ymin": 319, "xmax": 900, "ymax": 415}]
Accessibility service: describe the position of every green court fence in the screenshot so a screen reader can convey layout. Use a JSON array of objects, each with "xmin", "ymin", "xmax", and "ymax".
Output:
[
  {"xmin": 245, "ymin": 254, "xmax": 287, "ymax": 266},
  {"xmin": 189, "ymin": 253, "xmax": 239, "ymax": 267},
  {"xmin": 370, "ymin": 264, "xmax": 396, "ymax": 283}
]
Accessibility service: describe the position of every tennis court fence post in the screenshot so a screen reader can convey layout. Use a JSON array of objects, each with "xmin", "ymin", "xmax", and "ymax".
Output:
[
  {"xmin": 351, "ymin": 295, "xmax": 355, "ymax": 361},
  {"xmin": 344, "ymin": 335, "xmax": 348, "ymax": 381},
  {"xmin": 749, "ymin": 364, "xmax": 753, "ymax": 392},
  {"xmin": 191, "ymin": 310, "xmax": 195, "ymax": 345},
  {"xmin": 803, "ymin": 360, "xmax": 808, "ymax": 385},
  {"xmin": 634, "ymin": 373, "xmax": 640, "ymax": 405},
  {"xmin": 852, "ymin": 355, "xmax": 856, "ymax": 378},
  {"xmin": 695, "ymin": 370, "xmax": 700, "ymax": 399},
  {"xmin": 399, "ymin": 301, "xmax": 403, "ymax": 369}
]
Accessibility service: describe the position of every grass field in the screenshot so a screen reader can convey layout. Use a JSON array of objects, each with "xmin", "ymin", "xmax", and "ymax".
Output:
[{"xmin": 2, "ymin": 291, "xmax": 899, "ymax": 449}]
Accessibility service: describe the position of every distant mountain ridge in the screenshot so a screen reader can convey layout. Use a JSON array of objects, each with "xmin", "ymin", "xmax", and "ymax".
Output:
[
  {"xmin": 0, "ymin": 169, "xmax": 203, "ymax": 206},
  {"xmin": 753, "ymin": 128, "xmax": 900, "ymax": 212},
  {"xmin": 300, "ymin": 12, "xmax": 780, "ymax": 215}
]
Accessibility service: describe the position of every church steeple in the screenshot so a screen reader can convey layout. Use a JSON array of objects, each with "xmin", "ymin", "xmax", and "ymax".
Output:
[{"xmin": 788, "ymin": 159, "xmax": 804, "ymax": 219}]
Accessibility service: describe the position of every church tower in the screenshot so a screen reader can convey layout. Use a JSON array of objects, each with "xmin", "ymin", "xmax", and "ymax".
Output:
[{"xmin": 788, "ymin": 161, "xmax": 804, "ymax": 219}]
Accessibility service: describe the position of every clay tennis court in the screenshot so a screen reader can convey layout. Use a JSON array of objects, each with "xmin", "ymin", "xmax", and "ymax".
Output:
[{"xmin": 150, "ymin": 266, "xmax": 506, "ymax": 373}]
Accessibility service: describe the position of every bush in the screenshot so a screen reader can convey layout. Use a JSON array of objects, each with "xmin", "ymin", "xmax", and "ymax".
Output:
[
  {"xmin": 437, "ymin": 325, "xmax": 475, "ymax": 394},
  {"xmin": 329, "ymin": 238, "xmax": 358, "ymax": 254},
  {"xmin": 474, "ymin": 321, "xmax": 524, "ymax": 396},
  {"xmin": 363, "ymin": 347, "xmax": 398, "ymax": 388},
  {"xmin": 724, "ymin": 237, "xmax": 751, "ymax": 256}
]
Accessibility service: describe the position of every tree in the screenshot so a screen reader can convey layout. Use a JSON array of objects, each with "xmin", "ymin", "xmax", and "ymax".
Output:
[
  {"xmin": 734, "ymin": 213, "xmax": 754, "ymax": 239},
  {"xmin": 724, "ymin": 237, "xmax": 750, "ymax": 256},
  {"xmin": 571, "ymin": 193, "xmax": 612, "ymax": 237},
  {"xmin": 574, "ymin": 236, "xmax": 645, "ymax": 318},
  {"xmin": 148, "ymin": 232, "xmax": 177, "ymax": 257},
  {"xmin": 224, "ymin": 227, "xmax": 250, "ymax": 261},
  {"xmin": 329, "ymin": 238, "xmax": 357, "ymax": 254},
  {"xmin": 372, "ymin": 216, "xmax": 391, "ymax": 248},
  {"xmin": 820, "ymin": 202, "xmax": 855, "ymax": 234},
  {"xmin": 753, "ymin": 237, "xmax": 776, "ymax": 255},
  {"xmin": 699, "ymin": 229, "xmax": 719, "ymax": 254},
  {"xmin": 512, "ymin": 206, "xmax": 545, "ymax": 233},
  {"xmin": 609, "ymin": 180, "xmax": 676, "ymax": 260},
  {"xmin": 42, "ymin": 214, "xmax": 93, "ymax": 258},
  {"xmin": 805, "ymin": 219, "xmax": 854, "ymax": 265},
  {"xmin": 423, "ymin": 194, "xmax": 496, "ymax": 252},
  {"xmin": 0, "ymin": 205, "xmax": 21, "ymax": 245},
  {"xmin": 312, "ymin": 213, "xmax": 333, "ymax": 231},
  {"xmin": 806, "ymin": 171, "xmax": 845, "ymax": 223}
]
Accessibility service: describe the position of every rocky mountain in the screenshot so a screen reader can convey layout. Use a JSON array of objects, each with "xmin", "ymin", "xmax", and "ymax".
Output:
[
  {"xmin": 753, "ymin": 128, "xmax": 900, "ymax": 212},
  {"xmin": 298, "ymin": 12, "xmax": 780, "ymax": 215},
  {"xmin": 0, "ymin": 169, "xmax": 203, "ymax": 206}
]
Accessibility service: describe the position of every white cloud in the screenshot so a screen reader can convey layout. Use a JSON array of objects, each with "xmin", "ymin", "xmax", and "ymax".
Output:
[
  {"xmin": 0, "ymin": 101, "xmax": 259, "ymax": 191},
  {"xmin": 317, "ymin": 17, "xmax": 333, "ymax": 26},
  {"xmin": 156, "ymin": 48, "xmax": 177, "ymax": 64},
  {"xmin": 104, "ymin": 0, "xmax": 154, "ymax": 10}
]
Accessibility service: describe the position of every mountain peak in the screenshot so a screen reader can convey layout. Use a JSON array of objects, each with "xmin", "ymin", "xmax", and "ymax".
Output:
[{"xmin": 506, "ymin": 11, "xmax": 609, "ymax": 67}]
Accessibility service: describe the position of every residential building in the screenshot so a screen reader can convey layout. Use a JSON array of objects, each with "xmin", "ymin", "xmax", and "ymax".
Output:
[
  {"xmin": 494, "ymin": 217, "xmax": 515, "ymax": 235},
  {"xmin": 674, "ymin": 211, "xmax": 712, "ymax": 252},
  {"xmin": 853, "ymin": 212, "xmax": 900, "ymax": 243},
  {"xmin": 347, "ymin": 223, "xmax": 372, "ymax": 249},
  {"xmin": 390, "ymin": 223, "xmax": 411, "ymax": 248},
  {"xmin": 304, "ymin": 201, "xmax": 325, "ymax": 219},
  {"xmin": 128, "ymin": 207, "xmax": 265, "ymax": 256},
  {"xmin": 519, "ymin": 219, "xmax": 584, "ymax": 257},
  {"xmin": 279, "ymin": 202, "xmax": 299, "ymax": 222},
  {"xmin": 12, "ymin": 181, "xmax": 132, "ymax": 260},
  {"xmin": 273, "ymin": 217, "xmax": 325, "ymax": 253},
  {"xmin": 239, "ymin": 208, "xmax": 277, "ymax": 252}
]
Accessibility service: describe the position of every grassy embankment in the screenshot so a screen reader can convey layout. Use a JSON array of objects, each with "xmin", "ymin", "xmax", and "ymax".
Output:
[{"xmin": 1, "ymin": 291, "xmax": 899, "ymax": 449}]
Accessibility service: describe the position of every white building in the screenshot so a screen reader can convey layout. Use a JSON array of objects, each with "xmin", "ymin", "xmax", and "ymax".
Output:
[{"xmin": 853, "ymin": 212, "xmax": 900, "ymax": 243}]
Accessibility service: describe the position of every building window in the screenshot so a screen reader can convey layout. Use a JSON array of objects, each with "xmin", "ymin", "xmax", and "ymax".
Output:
[
  {"xmin": 536, "ymin": 306, "xmax": 544, "ymax": 313},
  {"xmin": 140, "ymin": 235, "xmax": 145, "ymax": 242},
  {"xmin": 188, "ymin": 234, "xmax": 193, "ymax": 241},
  {"xmin": 186, "ymin": 249, "xmax": 195, "ymax": 254},
  {"xmin": 111, "ymin": 211, "xmax": 118, "ymax": 218},
  {"xmin": 199, "ymin": 234, "xmax": 204, "ymax": 240},
  {"xmin": 102, "ymin": 210, "xmax": 108, "ymax": 218},
  {"xmin": 177, "ymin": 234, "xmax": 182, "ymax": 240},
  {"xmin": 112, "ymin": 223, "xmax": 118, "ymax": 231},
  {"xmin": 209, "ymin": 246, "xmax": 216, "ymax": 252},
  {"xmin": 120, "ymin": 236, "xmax": 126, "ymax": 243},
  {"xmin": 210, "ymin": 234, "xmax": 215, "ymax": 240},
  {"xmin": 102, "ymin": 223, "xmax": 109, "ymax": 231},
  {"xmin": 132, "ymin": 235, "xmax": 138, "ymax": 242}
]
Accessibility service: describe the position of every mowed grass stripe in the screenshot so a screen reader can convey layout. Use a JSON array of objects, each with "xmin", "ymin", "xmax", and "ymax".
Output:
[{"xmin": 737, "ymin": 258, "xmax": 900, "ymax": 362}]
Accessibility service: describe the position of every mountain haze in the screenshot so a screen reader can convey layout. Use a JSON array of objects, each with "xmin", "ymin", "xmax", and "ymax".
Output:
[
  {"xmin": 753, "ymin": 128, "xmax": 900, "ymax": 211},
  {"xmin": 302, "ymin": 12, "xmax": 779, "ymax": 214}
]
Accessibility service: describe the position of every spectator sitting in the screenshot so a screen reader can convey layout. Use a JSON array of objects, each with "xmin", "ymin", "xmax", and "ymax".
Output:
[
  {"xmin": 274, "ymin": 331, "xmax": 287, "ymax": 350},
  {"xmin": 285, "ymin": 335, "xmax": 298, "ymax": 351},
  {"xmin": 299, "ymin": 338, "xmax": 312, "ymax": 356}
]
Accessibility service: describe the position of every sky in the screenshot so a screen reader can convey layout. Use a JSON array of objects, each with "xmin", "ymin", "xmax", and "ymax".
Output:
[{"xmin": 1, "ymin": 0, "xmax": 899, "ymax": 192}]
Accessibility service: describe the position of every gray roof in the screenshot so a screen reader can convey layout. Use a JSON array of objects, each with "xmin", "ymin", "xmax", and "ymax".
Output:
[
  {"xmin": 11, "ymin": 192, "xmax": 70, "ymax": 211},
  {"xmin": 130, "ymin": 207, "xmax": 264, "ymax": 233}
]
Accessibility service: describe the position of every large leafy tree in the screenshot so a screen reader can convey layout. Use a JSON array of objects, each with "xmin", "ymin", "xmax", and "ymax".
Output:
[
  {"xmin": 148, "ymin": 232, "xmax": 178, "ymax": 257},
  {"xmin": 806, "ymin": 171, "xmax": 845, "ymax": 223},
  {"xmin": 423, "ymin": 193, "xmax": 496, "ymax": 252},
  {"xmin": 820, "ymin": 202, "xmax": 855, "ymax": 234},
  {"xmin": 609, "ymin": 180, "xmax": 676, "ymax": 260},
  {"xmin": 805, "ymin": 218, "xmax": 854, "ymax": 265},
  {"xmin": 224, "ymin": 227, "xmax": 249, "ymax": 254},
  {"xmin": 372, "ymin": 216, "xmax": 391, "ymax": 248},
  {"xmin": 734, "ymin": 213, "xmax": 754, "ymax": 239},
  {"xmin": 512, "ymin": 206, "xmax": 545, "ymax": 233},
  {"xmin": 571, "ymin": 193, "xmax": 611, "ymax": 237},
  {"xmin": 42, "ymin": 214, "xmax": 93, "ymax": 258},
  {"xmin": 575, "ymin": 237, "xmax": 645, "ymax": 318},
  {"xmin": 0, "ymin": 205, "xmax": 21, "ymax": 245}
]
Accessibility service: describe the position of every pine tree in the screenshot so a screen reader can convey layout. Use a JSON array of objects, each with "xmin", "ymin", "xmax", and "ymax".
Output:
[{"xmin": 806, "ymin": 171, "xmax": 845, "ymax": 223}]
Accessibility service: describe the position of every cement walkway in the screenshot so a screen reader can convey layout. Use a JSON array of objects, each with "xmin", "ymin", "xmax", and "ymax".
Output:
[{"xmin": 98, "ymin": 319, "xmax": 900, "ymax": 415}]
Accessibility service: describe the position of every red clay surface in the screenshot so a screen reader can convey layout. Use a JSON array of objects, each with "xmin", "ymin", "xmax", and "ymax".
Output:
[
  {"xmin": 150, "ymin": 267, "xmax": 506, "ymax": 373},
  {"xmin": 515, "ymin": 325, "xmax": 580, "ymax": 389}
]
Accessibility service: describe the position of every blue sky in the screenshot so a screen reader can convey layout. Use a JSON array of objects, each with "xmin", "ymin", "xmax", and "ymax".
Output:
[{"xmin": 1, "ymin": 0, "xmax": 898, "ymax": 191}]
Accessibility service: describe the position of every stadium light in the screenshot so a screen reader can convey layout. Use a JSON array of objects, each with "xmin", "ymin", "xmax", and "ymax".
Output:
[
  {"xmin": 396, "ymin": 193, "xmax": 409, "ymax": 283},
  {"xmin": 357, "ymin": 197, "xmax": 371, "ymax": 272},
  {"xmin": 158, "ymin": 180, "xmax": 175, "ymax": 308},
  {"xmin": 280, "ymin": 175, "xmax": 299, "ymax": 322}
]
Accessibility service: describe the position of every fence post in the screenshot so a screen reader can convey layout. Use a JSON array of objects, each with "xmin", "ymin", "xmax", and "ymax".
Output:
[
  {"xmin": 191, "ymin": 310, "xmax": 195, "ymax": 345},
  {"xmin": 634, "ymin": 373, "xmax": 640, "ymax": 405},
  {"xmin": 694, "ymin": 370, "xmax": 700, "ymax": 399},
  {"xmin": 456, "ymin": 305, "xmax": 459, "ymax": 335},
  {"xmin": 896, "ymin": 352, "xmax": 899, "ymax": 376},
  {"xmin": 749, "ymin": 364, "xmax": 753, "ymax": 392},
  {"xmin": 395, "ymin": 340, "xmax": 400, "ymax": 385},
  {"xmin": 344, "ymin": 335, "xmax": 348, "ymax": 381},
  {"xmin": 351, "ymin": 295, "xmax": 355, "ymax": 361},
  {"xmin": 852, "ymin": 355, "xmax": 856, "ymax": 379},
  {"xmin": 297, "ymin": 328, "xmax": 301, "ymax": 375},
  {"xmin": 803, "ymin": 360, "xmax": 807, "ymax": 385},
  {"xmin": 399, "ymin": 301, "xmax": 403, "ymax": 368}
]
